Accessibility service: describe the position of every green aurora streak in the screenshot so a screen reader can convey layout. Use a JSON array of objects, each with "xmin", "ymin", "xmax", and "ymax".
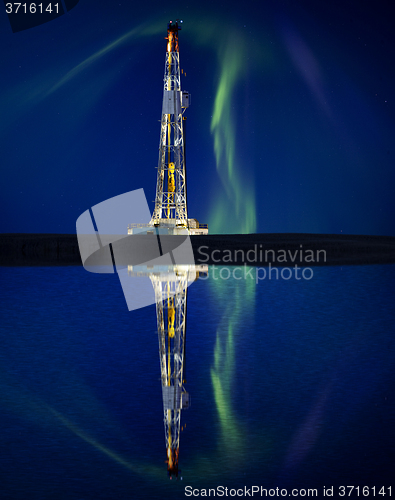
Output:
[
  {"xmin": 210, "ymin": 267, "xmax": 256, "ymax": 456},
  {"xmin": 209, "ymin": 35, "xmax": 256, "ymax": 234}
]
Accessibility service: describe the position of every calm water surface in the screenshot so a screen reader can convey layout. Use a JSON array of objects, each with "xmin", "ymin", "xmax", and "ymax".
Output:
[{"xmin": 0, "ymin": 264, "xmax": 394, "ymax": 499}]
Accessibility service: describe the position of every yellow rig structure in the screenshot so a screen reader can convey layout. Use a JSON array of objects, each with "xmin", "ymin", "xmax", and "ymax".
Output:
[{"xmin": 128, "ymin": 20, "xmax": 208, "ymax": 236}]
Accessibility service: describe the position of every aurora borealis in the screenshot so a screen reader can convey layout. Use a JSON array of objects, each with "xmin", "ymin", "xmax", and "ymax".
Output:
[
  {"xmin": 1, "ymin": 3, "xmax": 395, "ymax": 496},
  {"xmin": 0, "ymin": 0, "xmax": 394, "ymax": 235}
]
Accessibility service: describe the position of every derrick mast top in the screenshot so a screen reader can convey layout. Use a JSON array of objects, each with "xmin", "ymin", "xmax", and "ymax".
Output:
[
  {"xmin": 163, "ymin": 19, "xmax": 183, "ymax": 95},
  {"xmin": 166, "ymin": 20, "xmax": 181, "ymax": 53}
]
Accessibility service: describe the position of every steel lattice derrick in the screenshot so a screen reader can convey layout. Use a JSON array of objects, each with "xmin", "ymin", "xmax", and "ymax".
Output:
[
  {"xmin": 150, "ymin": 266, "xmax": 189, "ymax": 478},
  {"xmin": 151, "ymin": 21, "xmax": 188, "ymax": 231}
]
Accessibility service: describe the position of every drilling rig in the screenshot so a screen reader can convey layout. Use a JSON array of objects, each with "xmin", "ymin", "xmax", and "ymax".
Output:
[
  {"xmin": 151, "ymin": 266, "xmax": 191, "ymax": 479},
  {"xmin": 128, "ymin": 20, "xmax": 208, "ymax": 236},
  {"xmin": 127, "ymin": 263, "xmax": 207, "ymax": 478},
  {"xmin": 126, "ymin": 20, "xmax": 209, "ymax": 478}
]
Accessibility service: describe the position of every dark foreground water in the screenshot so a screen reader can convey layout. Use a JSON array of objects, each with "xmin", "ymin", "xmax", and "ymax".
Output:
[{"xmin": 0, "ymin": 264, "xmax": 394, "ymax": 499}]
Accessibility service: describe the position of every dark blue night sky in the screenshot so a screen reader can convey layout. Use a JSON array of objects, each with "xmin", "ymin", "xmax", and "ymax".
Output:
[{"xmin": 1, "ymin": 0, "xmax": 394, "ymax": 235}]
